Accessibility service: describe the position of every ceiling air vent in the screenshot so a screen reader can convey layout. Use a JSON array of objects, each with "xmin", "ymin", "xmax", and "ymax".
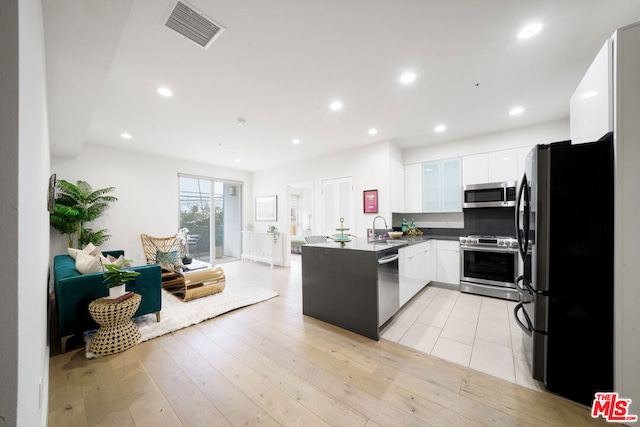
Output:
[{"xmin": 164, "ymin": 0, "xmax": 225, "ymax": 49}]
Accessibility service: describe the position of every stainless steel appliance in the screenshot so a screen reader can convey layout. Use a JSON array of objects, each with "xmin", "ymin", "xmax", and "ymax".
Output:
[
  {"xmin": 463, "ymin": 181, "xmax": 517, "ymax": 208},
  {"xmin": 377, "ymin": 249, "xmax": 399, "ymax": 326},
  {"xmin": 513, "ymin": 135, "xmax": 614, "ymax": 406},
  {"xmin": 459, "ymin": 236, "xmax": 519, "ymax": 301}
]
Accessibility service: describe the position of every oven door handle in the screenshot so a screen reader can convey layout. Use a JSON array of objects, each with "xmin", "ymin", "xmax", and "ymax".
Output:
[
  {"xmin": 513, "ymin": 302, "xmax": 533, "ymax": 337},
  {"xmin": 460, "ymin": 245, "xmax": 518, "ymax": 254}
]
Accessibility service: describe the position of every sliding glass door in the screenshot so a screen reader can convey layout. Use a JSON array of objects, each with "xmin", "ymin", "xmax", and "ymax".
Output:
[{"xmin": 179, "ymin": 175, "xmax": 242, "ymax": 264}]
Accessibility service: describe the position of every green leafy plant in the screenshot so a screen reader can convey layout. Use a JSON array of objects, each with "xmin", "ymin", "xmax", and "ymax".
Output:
[
  {"xmin": 102, "ymin": 264, "xmax": 140, "ymax": 289},
  {"xmin": 50, "ymin": 179, "xmax": 117, "ymax": 248},
  {"xmin": 267, "ymin": 225, "xmax": 280, "ymax": 243}
]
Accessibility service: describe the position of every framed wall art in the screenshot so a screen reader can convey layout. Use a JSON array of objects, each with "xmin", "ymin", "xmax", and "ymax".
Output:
[
  {"xmin": 255, "ymin": 195, "xmax": 278, "ymax": 221},
  {"xmin": 363, "ymin": 189, "xmax": 378, "ymax": 213}
]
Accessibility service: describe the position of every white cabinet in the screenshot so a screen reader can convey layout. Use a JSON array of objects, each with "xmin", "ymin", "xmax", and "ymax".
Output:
[
  {"xmin": 404, "ymin": 163, "xmax": 423, "ymax": 213},
  {"xmin": 435, "ymin": 240, "xmax": 460, "ymax": 285},
  {"xmin": 462, "ymin": 149, "xmax": 520, "ymax": 186},
  {"xmin": 241, "ymin": 231, "xmax": 286, "ymax": 268},
  {"xmin": 462, "ymin": 153, "xmax": 488, "ymax": 186},
  {"xmin": 422, "ymin": 158, "xmax": 462, "ymax": 213},
  {"xmin": 570, "ymin": 39, "xmax": 613, "ymax": 144},
  {"xmin": 399, "ymin": 241, "xmax": 433, "ymax": 306},
  {"xmin": 488, "ymin": 149, "xmax": 518, "ymax": 182}
]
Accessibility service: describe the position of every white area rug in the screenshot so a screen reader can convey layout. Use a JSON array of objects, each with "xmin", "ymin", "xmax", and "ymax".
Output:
[{"xmin": 84, "ymin": 286, "xmax": 278, "ymax": 358}]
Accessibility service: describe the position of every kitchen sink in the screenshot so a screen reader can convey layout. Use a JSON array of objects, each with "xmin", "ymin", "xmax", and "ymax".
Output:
[{"xmin": 385, "ymin": 240, "xmax": 408, "ymax": 246}]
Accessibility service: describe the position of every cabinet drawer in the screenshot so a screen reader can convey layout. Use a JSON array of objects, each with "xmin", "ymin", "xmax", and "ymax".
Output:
[{"xmin": 436, "ymin": 240, "xmax": 459, "ymax": 251}]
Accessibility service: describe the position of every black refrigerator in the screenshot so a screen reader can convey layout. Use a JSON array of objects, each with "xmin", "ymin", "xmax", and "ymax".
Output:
[{"xmin": 513, "ymin": 133, "xmax": 614, "ymax": 406}]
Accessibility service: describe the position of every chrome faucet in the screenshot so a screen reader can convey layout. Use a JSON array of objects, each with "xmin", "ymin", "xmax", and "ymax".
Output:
[{"xmin": 372, "ymin": 215, "xmax": 388, "ymax": 240}]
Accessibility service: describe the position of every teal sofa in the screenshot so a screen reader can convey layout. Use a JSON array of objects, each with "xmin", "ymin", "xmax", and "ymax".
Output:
[{"xmin": 53, "ymin": 250, "xmax": 162, "ymax": 352}]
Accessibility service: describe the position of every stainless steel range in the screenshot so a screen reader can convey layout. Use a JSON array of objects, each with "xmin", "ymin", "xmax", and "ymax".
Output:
[{"xmin": 459, "ymin": 235, "xmax": 519, "ymax": 301}]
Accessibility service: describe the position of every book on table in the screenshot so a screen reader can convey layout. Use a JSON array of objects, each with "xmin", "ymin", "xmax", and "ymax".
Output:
[{"xmin": 103, "ymin": 291, "xmax": 134, "ymax": 303}]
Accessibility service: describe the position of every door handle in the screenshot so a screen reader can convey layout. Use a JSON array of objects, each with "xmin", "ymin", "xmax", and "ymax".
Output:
[
  {"xmin": 513, "ymin": 302, "xmax": 533, "ymax": 337},
  {"xmin": 378, "ymin": 254, "xmax": 399, "ymax": 265}
]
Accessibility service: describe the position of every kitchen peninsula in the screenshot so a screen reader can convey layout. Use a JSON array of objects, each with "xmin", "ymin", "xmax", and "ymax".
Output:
[
  {"xmin": 302, "ymin": 235, "xmax": 460, "ymax": 340},
  {"xmin": 302, "ymin": 238, "xmax": 402, "ymax": 340}
]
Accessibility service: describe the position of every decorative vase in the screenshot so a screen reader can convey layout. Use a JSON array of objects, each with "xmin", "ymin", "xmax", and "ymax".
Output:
[{"xmin": 108, "ymin": 284, "xmax": 126, "ymax": 298}]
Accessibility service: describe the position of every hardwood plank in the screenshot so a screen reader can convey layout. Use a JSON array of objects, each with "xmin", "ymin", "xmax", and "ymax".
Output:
[
  {"xmin": 77, "ymin": 355, "xmax": 136, "ymax": 426},
  {"xmin": 373, "ymin": 362, "xmax": 530, "ymax": 426},
  {"xmin": 187, "ymin": 319, "xmax": 369, "ymax": 427},
  {"xmin": 109, "ymin": 347, "xmax": 183, "ymax": 427},
  {"xmin": 460, "ymin": 372, "xmax": 612, "ymax": 426},
  {"xmin": 206, "ymin": 311, "xmax": 431, "ymax": 426},
  {"xmin": 178, "ymin": 326, "xmax": 331, "ymax": 426},
  {"xmin": 157, "ymin": 328, "xmax": 269, "ymax": 426},
  {"xmin": 132, "ymin": 337, "xmax": 232, "ymax": 426}
]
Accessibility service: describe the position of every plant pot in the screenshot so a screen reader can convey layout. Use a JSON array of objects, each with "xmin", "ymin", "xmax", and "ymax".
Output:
[
  {"xmin": 182, "ymin": 256, "xmax": 193, "ymax": 265},
  {"xmin": 108, "ymin": 284, "xmax": 126, "ymax": 298}
]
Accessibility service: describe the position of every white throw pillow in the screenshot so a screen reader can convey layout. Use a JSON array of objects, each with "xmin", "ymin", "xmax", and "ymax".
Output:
[
  {"xmin": 68, "ymin": 243, "xmax": 101, "ymax": 260},
  {"xmin": 75, "ymin": 252, "xmax": 105, "ymax": 275},
  {"xmin": 104, "ymin": 254, "xmax": 126, "ymax": 268}
]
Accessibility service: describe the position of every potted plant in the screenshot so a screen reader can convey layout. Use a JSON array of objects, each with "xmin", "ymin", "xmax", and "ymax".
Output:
[
  {"xmin": 267, "ymin": 225, "xmax": 280, "ymax": 243},
  {"xmin": 50, "ymin": 179, "xmax": 118, "ymax": 249},
  {"xmin": 103, "ymin": 264, "xmax": 140, "ymax": 298}
]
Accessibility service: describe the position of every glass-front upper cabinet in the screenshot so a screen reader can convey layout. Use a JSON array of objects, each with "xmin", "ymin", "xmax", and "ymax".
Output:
[
  {"xmin": 422, "ymin": 161, "xmax": 440, "ymax": 212},
  {"xmin": 421, "ymin": 158, "xmax": 462, "ymax": 213}
]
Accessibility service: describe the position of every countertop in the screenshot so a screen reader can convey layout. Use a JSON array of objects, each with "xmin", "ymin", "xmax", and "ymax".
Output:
[{"xmin": 304, "ymin": 235, "xmax": 459, "ymax": 253}]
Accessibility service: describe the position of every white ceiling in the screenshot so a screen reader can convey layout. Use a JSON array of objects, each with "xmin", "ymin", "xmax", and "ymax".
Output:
[{"xmin": 43, "ymin": 0, "xmax": 640, "ymax": 172}]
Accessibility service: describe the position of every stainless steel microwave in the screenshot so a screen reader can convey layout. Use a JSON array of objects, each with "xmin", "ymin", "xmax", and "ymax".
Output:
[{"xmin": 463, "ymin": 181, "xmax": 517, "ymax": 208}]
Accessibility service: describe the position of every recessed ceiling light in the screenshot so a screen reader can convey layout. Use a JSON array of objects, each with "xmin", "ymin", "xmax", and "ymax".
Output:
[
  {"xmin": 292, "ymin": 138, "xmax": 301, "ymax": 145},
  {"xmin": 368, "ymin": 128, "xmax": 378, "ymax": 135},
  {"xmin": 509, "ymin": 106, "xmax": 525, "ymax": 116},
  {"xmin": 234, "ymin": 158, "xmax": 241, "ymax": 162},
  {"xmin": 581, "ymin": 91, "xmax": 598, "ymax": 99},
  {"xmin": 120, "ymin": 133, "xmax": 132, "ymax": 139},
  {"xmin": 329, "ymin": 100, "xmax": 343, "ymax": 111},
  {"xmin": 518, "ymin": 22, "xmax": 542, "ymax": 39},
  {"xmin": 157, "ymin": 86, "xmax": 173, "ymax": 97},
  {"xmin": 399, "ymin": 72, "xmax": 416, "ymax": 84},
  {"xmin": 237, "ymin": 118, "xmax": 246, "ymax": 126},
  {"xmin": 434, "ymin": 124, "xmax": 447, "ymax": 133}
]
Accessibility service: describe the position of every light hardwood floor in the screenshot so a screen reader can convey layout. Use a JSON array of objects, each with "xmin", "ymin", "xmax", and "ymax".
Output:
[{"xmin": 48, "ymin": 257, "xmax": 612, "ymax": 426}]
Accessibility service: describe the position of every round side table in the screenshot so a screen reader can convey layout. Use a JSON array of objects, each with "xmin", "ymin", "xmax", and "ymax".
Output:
[{"xmin": 88, "ymin": 293, "xmax": 142, "ymax": 356}]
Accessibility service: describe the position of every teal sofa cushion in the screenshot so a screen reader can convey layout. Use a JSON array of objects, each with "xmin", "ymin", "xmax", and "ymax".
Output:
[{"xmin": 53, "ymin": 250, "xmax": 162, "ymax": 350}]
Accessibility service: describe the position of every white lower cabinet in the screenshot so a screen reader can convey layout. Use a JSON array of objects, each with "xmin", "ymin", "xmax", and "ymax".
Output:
[
  {"xmin": 399, "ymin": 241, "xmax": 433, "ymax": 306},
  {"xmin": 435, "ymin": 240, "xmax": 460, "ymax": 285},
  {"xmin": 241, "ymin": 231, "xmax": 285, "ymax": 268}
]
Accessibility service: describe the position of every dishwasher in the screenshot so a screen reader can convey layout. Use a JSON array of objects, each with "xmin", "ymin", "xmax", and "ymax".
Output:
[{"xmin": 377, "ymin": 249, "xmax": 400, "ymax": 326}]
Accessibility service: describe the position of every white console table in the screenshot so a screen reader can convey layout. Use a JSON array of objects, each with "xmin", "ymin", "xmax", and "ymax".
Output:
[{"xmin": 241, "ymin": 231, "xmax": 288, "ymax": 268}]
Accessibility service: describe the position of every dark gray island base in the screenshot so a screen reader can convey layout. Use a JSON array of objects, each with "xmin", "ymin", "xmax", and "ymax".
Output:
[{"xmin": 301, "ymin": 240, "xmax": 399, "ymax": 340}]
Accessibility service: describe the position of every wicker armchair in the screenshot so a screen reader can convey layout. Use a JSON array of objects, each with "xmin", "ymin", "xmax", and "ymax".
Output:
[
  {"xmin": 139, "ymin": 233, "xmax": 226, "ymax": 302},
  {"xmin": 140, "ymin": 233, "xmax": 186, "ymax": 265}
]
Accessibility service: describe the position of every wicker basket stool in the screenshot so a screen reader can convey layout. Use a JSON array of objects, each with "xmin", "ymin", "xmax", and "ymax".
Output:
[{"xmin": 88, "ymin": 293, "xmax": 142, "ymax": 356}]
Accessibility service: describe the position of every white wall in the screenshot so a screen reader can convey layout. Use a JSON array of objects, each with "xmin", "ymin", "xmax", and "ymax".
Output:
[
  {"xmin": 50, "ymin": 144, "xmax": 252, "ymax": 266},
  {"xmin": 0, "ymin": 0, "xmax": 51, "ymax": 425},
  {"xmin": 252, "ymin": 140, "xmax": 394, "ymax": 239},
  {"xmin": 403, "ymin": 118, "xmax": 569, "ymax": 164}
]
